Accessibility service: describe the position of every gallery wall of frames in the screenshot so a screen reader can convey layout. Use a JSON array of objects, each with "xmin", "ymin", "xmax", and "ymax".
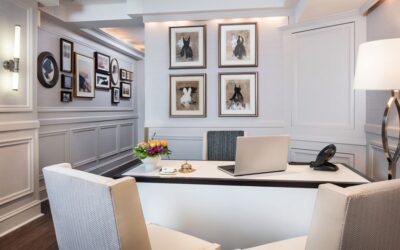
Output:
[{"xmin": 37, "ymin": 15, "xmax": 140, "ymax": 201}]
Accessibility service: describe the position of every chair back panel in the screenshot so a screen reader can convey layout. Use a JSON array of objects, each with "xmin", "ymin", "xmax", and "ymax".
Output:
[
  {"xmin": 306, "ymin": 180, "xmax": 400, "ymax": 250},
  {"xmin": 207, "ymin": 131, "xmax": 244, "ymax": 161},
  {"xmin": 43, "ymin": 163, "xmax": 151, "ymax": 250}
]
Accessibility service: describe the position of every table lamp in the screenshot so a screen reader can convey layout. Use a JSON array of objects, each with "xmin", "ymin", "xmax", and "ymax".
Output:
[{"xmin": 354, "ymin": 38, "xmax": 400, "ymax": 180}]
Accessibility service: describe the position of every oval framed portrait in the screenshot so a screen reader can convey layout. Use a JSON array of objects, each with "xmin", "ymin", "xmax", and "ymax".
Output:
[
  {"xmin": 110, "ymin": 58, "xmax": 119, "ymax": 87},
  {"xmin": 37, "ymin": 51, "xmax": 59, "ymax": 88}
]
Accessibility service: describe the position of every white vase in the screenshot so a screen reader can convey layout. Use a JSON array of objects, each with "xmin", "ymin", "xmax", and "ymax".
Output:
[{"xmin": 142, "ymin": 155, "xmax": 161, "ymax": 171}]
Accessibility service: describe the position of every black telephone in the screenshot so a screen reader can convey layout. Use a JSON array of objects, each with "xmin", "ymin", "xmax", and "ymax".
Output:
[{"xmin": 290, "ymin": 144, "xmax": 338, "ymax": 171}]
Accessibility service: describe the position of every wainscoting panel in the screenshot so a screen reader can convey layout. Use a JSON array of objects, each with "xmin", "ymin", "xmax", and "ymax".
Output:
[
  {"xmin": 38, "ymin": 130, "xmax": 68, "ymax": 179},
  {"xmin": 70, "ymin": 127, "xmax": 98, "ymax": 168},
  {"xmin": 290, "ymin": 148, "xmax": 355, "ymax": 167},
  {"xmin": 119, "ymin": 123, "xmax": 134, "ymax": 152},
  {"xmin": 0, "ymin": 138, "xmax": 34, "ymax": 206},
  {"xmin": 99, "ymin": 125, "xmax": 118, "ymax": 159}
]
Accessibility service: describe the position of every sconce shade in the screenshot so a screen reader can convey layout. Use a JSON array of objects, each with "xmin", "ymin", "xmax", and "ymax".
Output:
[
  {"xmin": 14, "ymin": 25, "xmax": 20, "ymax": 59},
  {"xmin": 354, "ymin": 38, "xmax": 400, "ymax": 90}
]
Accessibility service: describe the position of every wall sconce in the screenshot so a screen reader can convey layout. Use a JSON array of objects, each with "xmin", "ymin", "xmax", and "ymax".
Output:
[{"xmin": 3, "ymin": 25, "xmax": 21, "ymax": 91}]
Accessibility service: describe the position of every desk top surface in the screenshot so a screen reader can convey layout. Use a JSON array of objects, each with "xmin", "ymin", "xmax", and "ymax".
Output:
[{"xmin": 121, "ymin": 160, "xmax": 371, "ymax": 188}]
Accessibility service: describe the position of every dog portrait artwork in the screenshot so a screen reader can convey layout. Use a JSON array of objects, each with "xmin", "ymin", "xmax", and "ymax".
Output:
[
  {"xmin": 170, "ymin": 26, "xmax": 206, "ymax": 68},
  {"xmin": 219, "ymin": 23, "xmax": 257, "ymax": 67},
  {"xmin": 170, "ymin": 74, "xmax": 206, "ymax": 117},
  {"xmin": 219, "ymin": 73, "xmax": 258, "ymax": 117}
]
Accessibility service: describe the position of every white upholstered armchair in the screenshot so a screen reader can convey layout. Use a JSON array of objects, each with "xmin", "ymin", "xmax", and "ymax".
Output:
[
  {"xmin": 245, "ymin": 179, "xmax": 400, "ymax": 250},
  {"xmin": 43, "ymin": 163, "xmax": 221, "ymax": 250}
]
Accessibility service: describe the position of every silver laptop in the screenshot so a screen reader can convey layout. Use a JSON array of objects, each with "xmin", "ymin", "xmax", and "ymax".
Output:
[{"xmin": 218, "ymin": 135, "xmax": 289, "ymax": 176}]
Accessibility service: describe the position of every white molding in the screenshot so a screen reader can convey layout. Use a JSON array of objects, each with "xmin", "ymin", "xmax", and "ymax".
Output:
[
  {"xmin": 39, "ymin": 114, "xmax": 138, "ymax": 126},
  {"xmin": 365, "ymin": 123, "xmax": 399, "ymax": 138},
  {"xmin": 38, "ymin": 106, "xmax": 135, "ymax": 113},
  {"xmin": 142, "ymin": 8, "xmax": 292, "ymax": 23},
  {"xmin": 119, "ymin": 123, "xmax": 135, "ymax": 152},
  {"xmin": 70, "ymin": 126, "xmax": 98, "ymax": 168},
  {"xmin": 0, "ymin": 2, "xmax": 33, "ymax": 112},
  {"xmin": 154, "ymin": 135, "xmax": 203, "ymax": 141},
  {"xmin": 0, "ymin": 200, "xmax": 42, "ymax": 223},
  {"xmin": 291, "ymin": 147, "xmax": 355, "ymax": 167},
  {"xmin": 0, "ymin": 120, "xmax": 40, "ymax": 132},
  {"xmin": 99, "ymin": 125, "xmax": 119, "ymax": 159},
  {"xmin": 145, "ymin": 121, "xmax": 286, "ymax": 128},
  {"xmin": 359, "ymin": 0, "xmax": 380, "ymax": 15},
  {"xmin": 84, "ymin": 152, "xmax": 134, "ymax": 173},
  {"xmin": 0, "ymin": 137, "xmax": 34, "ymax": 206},
  {"xmin": 367, "ymin": 140, "xmax": 395, "ymax": 179}
]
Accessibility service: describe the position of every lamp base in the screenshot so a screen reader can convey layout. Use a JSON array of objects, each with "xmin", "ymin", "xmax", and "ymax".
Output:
[{"xmin": 382, "ymin": 90, "xmax": 400, "ymax": 180}]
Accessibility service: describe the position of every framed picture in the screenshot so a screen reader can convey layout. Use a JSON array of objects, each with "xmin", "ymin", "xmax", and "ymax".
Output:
[
  {"xmin": 74, "ymin": 53, "xmax": 95, "ymax": 98},
  {"xmin": 94, "ymin": 52, "xmax": 110, "ymax": 74},
  {"xmin": 169, "ymin": 74, "xmax": 206, "ymax": 118},
  {"xmin": 61, "ymin": 74, "xmax": 72, "ymax": 89},
  {"xmin": 37, "ymin": 51, "xmax": 59, "ymax": 88},
  {"xmin": 60, "ymin": 39, "xmax": 73, "ymax": 73},
  {"xmin": 110, "ymin": 58, "xmax": 119, "ymax": 87},
  {"xmin": 219, "ymin": 72, "xmax": 258, "ymax": 117},
  {"xmin": 126, "ymin": 71, "xmax": 133, "ymax": 81},
  {"xmin": 120, "ymin": 69, "xmax": 127, "ymax": 80},
  {"xmin": 112, "ymin": 87, "xmax": 120, "ymax": 103},
  {"xmin": 95, "ymin": 72, "xmax": 110, "ymax": 89},
  {"xmin": 60, "ymin": 91, "xmax": 72, "ymax": 102},
  {"xmin": 219, "ymin": 23, "xmax": 258, "ymax": 67},
  {"xmin": 121, "ymin": 82, "xmax": 131, "ymax": 98},
  {"xmin": 169, "ymin": 25, "xmax": 206, "ymax": 69}
]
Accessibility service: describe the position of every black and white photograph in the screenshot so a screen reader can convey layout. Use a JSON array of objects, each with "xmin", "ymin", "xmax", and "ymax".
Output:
[
  {"xmin": 60, "ymin": 91, "xmax": 72, "ymax": 102},
  {"xmin": 94, "ymin": 52, "xmax": 110, "ymax": 74},
  {"xmin": 170, "ymin": 74, "xmax": 206, "ymax": 117},
  {"xmin": 74, "ymin": 53, "xmax": 95, "ymax": 98},
  {"xmin": 37, "ymin": 51, "xmax": 59, "ymax": 88},
  {"xmin": 219, "ymin": 23, "xmax": 258, "ymax": 67},
  {"xmin": 121, "ymin": 82, "xmax": 131, "ymax": 98},
  {"xmin": 110, "ymin": 58, "xmax": 119, "ymax": 87},
  {"xmin": 120, "ymin": 69, "xmax": 127, "ymax": 80},
  {"xmin": 61, "ymin": 74, "xmax": 72, "ymax": 89},
  {"xmin": 169, "ymin": 25, "xmax": 206, "ymax": 69},
  {"xmin": 112, "ymin": 87, "xmax": 120, "ymax": 103},
  {"xmin": 60, "ymin": 38, "xmax": 73, "ymax": 73},
  {"xmin": 95, "ymin": 72, "xmax": 110, "ymax": 89},
  {"xmin": 219, "ymin": 72, "xmax": 258, "ymax": 117}
]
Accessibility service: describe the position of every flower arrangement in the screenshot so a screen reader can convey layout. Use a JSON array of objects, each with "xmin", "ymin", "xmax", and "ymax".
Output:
[{"xmin": 133, "ymin": 139, "xmax": 171, "ymax": 160}]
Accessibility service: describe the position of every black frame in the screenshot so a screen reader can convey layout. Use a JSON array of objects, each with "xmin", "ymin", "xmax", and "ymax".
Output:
[
  {"xmin": 120, "ymin": 69, "xmax": 127, "ymax": 80},
  {"xmin": 95, "ymin": 72, "xmax": 110, "ymax": 90},
  {"xmin": 110, "ymin": 58, "xmax": 119, "ymax": 87},
  {"xmin": 94, "ymin": 52, "xmax": 110, "ymax": 74},
  {"xmin": 60, "ymin": 91, "xmax": 72, "ymax": 102},
  {"xmin": 120, "ymin": 82, "xmax": 131, "ymax": 98},
  {"xmin": 61, "ymin": 74, "xmax": 72, "ymax": 89},
  {"xmin": 112, "ymin": 87, "xmax": 120, "ymax": 104},
  {"xmin": 37, "ymin": 51, "xmax": 59, "ymax": 88},
  {"xmin": 60, "ymin": 38, "xmax": 73, "ymax": 73}
]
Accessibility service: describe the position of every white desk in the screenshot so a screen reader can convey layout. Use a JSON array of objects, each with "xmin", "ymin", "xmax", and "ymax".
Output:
[{"xmin": 122, "ymin": 160, "xmax": 370, "ymax": 250}]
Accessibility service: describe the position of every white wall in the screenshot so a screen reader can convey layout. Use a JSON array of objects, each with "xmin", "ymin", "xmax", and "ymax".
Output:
[
  {"xmin": 37, "ymin": 14, "xmax": 141, "ymax": 200},
  {"xmin": 365, "ymin": 0, "xmax": 400, "ymax": 179},
  {"xmin": 145, "ymin": 12, "xmax": 367, "ymax": 172},
  {"xmin": 0, "ymin": 0, "xmax": 41, "ymax": 237}
]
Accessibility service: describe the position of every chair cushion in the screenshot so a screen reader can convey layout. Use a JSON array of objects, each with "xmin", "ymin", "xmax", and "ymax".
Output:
[
  {"xmin": 147, "ymin": 224, "xmax": 221, "ymax": 250},
  {"xmin": 243, "ymin": 236, "xmax": 307, "ymax": 250}
]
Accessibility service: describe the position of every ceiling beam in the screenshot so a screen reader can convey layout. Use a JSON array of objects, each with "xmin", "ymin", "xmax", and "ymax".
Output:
[
  {"xmin": 359, "ymin": 0, "xmax": 381, "ymax": 15},
  {"xmin": 37, "ymin": 0, "xmax": 59, "ymax": 7}
]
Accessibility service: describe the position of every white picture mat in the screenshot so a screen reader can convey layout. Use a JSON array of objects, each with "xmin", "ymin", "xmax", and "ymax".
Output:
[
  {"xmin": 220, "ymin": 74, "xmax": 256, "ymax": 115},
  {"xmin": 75, "ymin": 54, "xmax": 95, "ymax": 98},
  {"xmin": 61, "ymin": 41, "xmax": 72, "ymax": 71},
  {"xmin": 171, "ymin": 75, "xmax": 205, "ymax": 116},
  {"xmin": 170, "ymin": 26, "xmax": 205, "ymax": 67},
  {"xmin": 220, "ymin": 24, "xmax": 256, "ymax": 66}
]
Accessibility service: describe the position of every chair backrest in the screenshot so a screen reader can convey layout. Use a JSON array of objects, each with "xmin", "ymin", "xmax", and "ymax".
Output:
[
  {"xmin": 306, "ymin": 179, "xmax": 400, "ymax": 250},
  {"xmin": 43, "ymin": 163, "xmax": 151, "ymax": 250},
  {"xmin": 202, "ymin": 131, "xmax": 245, "ymax": 161}
]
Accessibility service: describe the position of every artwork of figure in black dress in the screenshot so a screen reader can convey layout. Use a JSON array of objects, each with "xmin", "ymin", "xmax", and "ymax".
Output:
[
  {"xmin": 229, "ymin": 84, "xmax": 245, "ymax": 109},
  {"xmin": 42, "ymin": 58, "xmax": 54, "ymax": 82},
  {"xmin": 180, "ymin": 36, "xmax": 193, "ymax": 60},
  {"xmin": 234, "ymin": 35, "xmax": 246, "ymax": 60}
]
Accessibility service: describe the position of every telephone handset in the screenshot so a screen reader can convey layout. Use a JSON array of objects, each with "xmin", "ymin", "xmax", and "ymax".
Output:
[
  {"xmin": 310, "ymin": 144, "xmax": 338, "ymax": 171},
  {"xmin": 289, "ymin": 144, "xmax": 339, "ymax": 171}
]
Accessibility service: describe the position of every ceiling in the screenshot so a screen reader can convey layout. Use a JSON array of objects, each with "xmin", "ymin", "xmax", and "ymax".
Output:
[{"xmin": 38, "ymin": 0, "xmax": 379, "ymax": 55}]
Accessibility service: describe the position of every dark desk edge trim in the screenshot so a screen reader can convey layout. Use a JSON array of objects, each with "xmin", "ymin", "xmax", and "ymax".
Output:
[{"xmin": 113, "ymin": 160, "xmax": 372, "ymax": 188}]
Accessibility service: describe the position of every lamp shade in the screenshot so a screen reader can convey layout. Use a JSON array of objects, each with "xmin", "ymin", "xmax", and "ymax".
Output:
[{"xmin": 354, "ymin": 38, "xmax": 400, "ymax": 90}]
